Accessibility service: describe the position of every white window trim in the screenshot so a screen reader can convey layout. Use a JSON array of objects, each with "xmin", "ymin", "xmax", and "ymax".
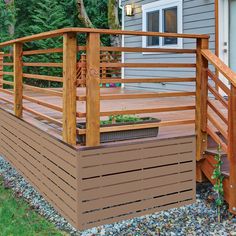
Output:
[{"xmin": 142, "ymin": 0, "xmax": 183, "ymax": 51}]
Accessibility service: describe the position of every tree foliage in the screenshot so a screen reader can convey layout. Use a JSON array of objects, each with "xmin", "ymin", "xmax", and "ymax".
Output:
[{"xmin": 0, "ymin": 0, "xmax": 121, "ymax": 86}]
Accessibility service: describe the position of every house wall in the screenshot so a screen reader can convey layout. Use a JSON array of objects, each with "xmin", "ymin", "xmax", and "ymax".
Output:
[{"xmin": 121, "ymin": 0, "xmax": 215, "ymax": 92}]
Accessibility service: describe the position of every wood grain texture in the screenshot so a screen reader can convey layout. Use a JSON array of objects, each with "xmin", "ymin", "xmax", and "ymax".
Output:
[
  {"xmin": 0, "ymin": 27, "xmax": 209, "ymax": 47},
  {"xmin": 13, "ymin": 43, "xmax": 23, "ymax": 118},
  {"xmin": 196, "ymin": 38, "xmax": 209, "ymax": 161},
  {"xmin": 62, "ymin": 33, "xmax": 77, "ymax": 145},
  {"xmin": 228, "ymin": 85, "xmax": 236, "ymax": 213},
  {"xmin": 0, "ymin": 52, "xmax": 3, "ymax": 88},
  {"xmin": 85, "ymin": 33, "xmax": 100, "ymax": 146}
]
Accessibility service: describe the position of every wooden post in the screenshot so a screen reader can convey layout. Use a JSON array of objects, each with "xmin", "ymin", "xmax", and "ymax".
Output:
[
  {"xmin": 228, "ymin": 85, "xmax": 236, "ymax": 214},
  {"xmin": 63, "ymin": 33, "xmax": 77, "ymax": 145},
  {"xmin": 86, "ymin": 33, "xmax": 100, "ymax": 146},
  {"xmin": 196, "ymin": 38, "xmax": 209, "ymax": 162},
  {"xmin": 0, "ymin": 52, "xmax": 3, "ymax": 88},
  {"xmin": 13, "ymin": 43, "xmax": 23, "ymax": 118}
]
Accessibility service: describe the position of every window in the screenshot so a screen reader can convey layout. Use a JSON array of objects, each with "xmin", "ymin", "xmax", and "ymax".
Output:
[{"xmin": 142, "ymin": 0, "xmax": 183, "ymax": 49}]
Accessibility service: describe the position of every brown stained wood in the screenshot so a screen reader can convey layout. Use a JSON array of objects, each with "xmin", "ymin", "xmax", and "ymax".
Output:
[
  {"xmin": 201, "ymin": 49, "xmax": 236, "ymax": 87},
  {"xmin": 207, "ymin": 99, "xmax": 228, "ymax": 125},
  {"xmin": 100, "ymin": 62, "xmax": 196, "ymax": 68},
  {"xmin": 3, "ymin": 62, "xmax": 13, "ymax": 66},
  {"xmin": 23, "ymin": 106, "xmax": 62, "ymax": 126},
  {"xmin": 0, "ymin": 80, "xmax": 14, "ymax": 86},
  {"xmin": 23, "ymin": 73, "xmax": 63, "ymax": 82},
  {"xmin": 228, "ymin": 85, "xmax": 236, "ymax": 213},
  {"xmin": 23, "ymin": 94, "xmax": 63, "ymax": 112},
  {"xmin": 207, "ymin": 69, "xmax": 230, "ymax": 95},
  {"xmin": 77, "ymin": 136, "xmax": 195, "ymax": 229},
  {"xmin": 62, "ymin": 33, "xmax": 77, "ymax": 145},
  {"xmin": 77, "ymin": 119, "xmax": 195, "ymax": 135},
  {"xmin": 78, "ymin": 105, "xmax": 196, "ymax": 118},
  {"xmin": 206, "ymin": 126, "xmax": 227, "ymax": 152},
  {"xmin": 0, "ymin": 88, "xmax": 14, "ymax": 96},
  {"xmin": 99, "ymin": 77, "xmax": 196, "ymax": 84},
  {"xmin": 0, "ymin": 28, "xmax": 209, "ymax": 48},
  {"xmin": 0, "ymin": 109, "xmax": 78, "ymax": 225},
  {"xmin": 23, "ymin": 48, "xmax": 63, "ymax": 55},
  {"xmin": 196, "ymin": 38, "xmax": 209, "ymax": 161},
  {"xmin": 0, "ymin": 96, "xmax": 14, "ymax": 104},
  {"xmin": 208, "ymin": 83, "xmax": 228, "ymax": 108},
  {"xmin": 85, "ymin": 33, "xmax": 100, "ymax": 146},
  {"xmin": 23, "ymin": 62, "xmax": 63, "ymax": 68},
  {"xmin": 0, "ymin": 52, "xmax": 3, "ymax": 88},
  {"xmin": 23, "ymin": 84, "xmax": 63, "ymax": 97},
  {"xmin": 14, "ymin": 43, "xmax": 23, "ymax": 118},
  {"xmin": 100, "ymin": 46, "xmax": 196, "ymax": 54},
  {"xmin": 207, "ymin": 113, "xmax": 228, "ymax": 140},
  {"xmin": 78, "ymin": 91, "xmax": 195, "ymax": 101},
  {"xmin": 2, "ymin": 71, "xmax": 13, "ymax": 76}
]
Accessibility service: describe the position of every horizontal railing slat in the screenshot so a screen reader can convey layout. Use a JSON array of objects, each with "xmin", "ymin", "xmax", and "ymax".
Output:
[
  {"xmin": 77, "ymin": 105, "xmax": 196, "ymax": 118},
  {"xmin": 78, "ymin": 92, "xmax": 196, "ymax": 101},
  {"xmin": 100, "ymin": 62, "xmax": 196, "ymax": 68}
]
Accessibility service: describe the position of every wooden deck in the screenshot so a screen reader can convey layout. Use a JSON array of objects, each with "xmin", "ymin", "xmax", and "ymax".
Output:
[{"xmin": 0, "ymin": 87, "xmax": 196, "ymax": 148}]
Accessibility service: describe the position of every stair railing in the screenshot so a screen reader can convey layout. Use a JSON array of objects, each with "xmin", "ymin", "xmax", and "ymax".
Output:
[{"xmin": 200, "ymin": 48, "xmax": 236, "ymax": 214}]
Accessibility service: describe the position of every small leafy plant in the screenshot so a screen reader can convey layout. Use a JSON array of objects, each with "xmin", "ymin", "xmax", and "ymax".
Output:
[
  {"xmin": 100, "ymin": 115, "xmax": 143, "ymax": 125},
  {"xmin": 211, "ymin": 144, "xmax": 224, "ymax": 223}
]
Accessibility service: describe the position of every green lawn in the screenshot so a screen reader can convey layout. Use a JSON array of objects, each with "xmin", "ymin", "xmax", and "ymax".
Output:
[{"xmin": 0, "ymin": 176, "xmax": 67, "ymax": 236}]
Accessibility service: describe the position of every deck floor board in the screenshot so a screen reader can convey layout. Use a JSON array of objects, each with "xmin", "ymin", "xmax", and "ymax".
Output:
[{"xmin": 0, "ymin": 87, "xmax": 226, "ymax": 149}]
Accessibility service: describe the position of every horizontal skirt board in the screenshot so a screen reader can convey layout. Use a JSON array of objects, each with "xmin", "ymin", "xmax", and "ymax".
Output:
[
  {"xmin": 80, "ymin": 181, "xmax": 194, "ymax": 224},
  {"xmin": 79, "ymin": 199, "xmax": 194, "ymax": 230},
  {"xmin": 0, "ymin": 112, "xmax": 76, "ymax": 180},
  {"xmin": 80, "ymin": 162, "xmax": 193, "ymax": 190},
  {"xmin": 0, "ymin": 129, "xmax": 76, "ymax": 210},
  {"xmin": 80, "ymin": 142, "xmax": 194, "ymax": 168},
  {"xmin": 0, "ymin": 108, "xmax": 77, "ymax": 160},
  {"xmin": 0, "ymin": 115, "xmax": 77, "ymax": 200},
  {"xmin": 80, "ymin": 170, "xmax": 194, "ymax": 209},
  {"xmin": 80, "ymin": 150, "xmax": 194, "ymax": 179},
  {"xmin": 0, "ymin": 134, "xmax": 77, "ymax": 225}
]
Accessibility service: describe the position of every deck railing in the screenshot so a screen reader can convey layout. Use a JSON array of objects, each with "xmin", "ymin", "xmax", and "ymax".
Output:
[
  {"xmin": 0, "ymin": 28, "xmax": 209, "ymax": 147},
  {"xmin": 199, "ymin": 49, "xmax": 236, "ymax": 213}
]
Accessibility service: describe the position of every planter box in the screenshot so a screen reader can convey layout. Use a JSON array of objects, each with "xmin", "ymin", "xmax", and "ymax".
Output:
[{"xmin": 77, "ymin": 117, "xmax": 161, "ymax": 144}]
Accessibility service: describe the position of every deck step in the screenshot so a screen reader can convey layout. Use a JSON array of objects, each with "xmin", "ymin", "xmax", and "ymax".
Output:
[
  {"xmin": 203, "ymin": 152, "xmax": 229, "ymax": 177},
  {"xmin": 205, "ymin": 149, "xmax": 227, "ymax": 157}
]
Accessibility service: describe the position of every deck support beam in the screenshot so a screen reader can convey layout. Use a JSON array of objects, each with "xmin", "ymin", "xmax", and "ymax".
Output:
[
  {"xmin": 196, "ymin": 38, "xmax": 209, "ymax": 161},
  {"xmin": 228, "ymin": 85, "xmax": 236, "ymax": 213},
  {"xmin": 85, "ymin": 33, "xmax": 101, "ymax": 146},
  {"xmin": 63, "ymin": 33, "xmax": 77, "ymax": 145},
  {"xmin": 13, "ymin": 43, "xmax": 23, "ymax": 118}
]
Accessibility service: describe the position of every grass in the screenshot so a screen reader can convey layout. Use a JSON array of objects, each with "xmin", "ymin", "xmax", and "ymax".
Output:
[{"xmin": 0, "ymin": 176, "xmax": 67, "ymax": 236}]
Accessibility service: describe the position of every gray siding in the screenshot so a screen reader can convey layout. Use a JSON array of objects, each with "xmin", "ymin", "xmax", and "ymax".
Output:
[{"xmin": 121, "ymin": 0, "xmax": 215, "ymax": 92}]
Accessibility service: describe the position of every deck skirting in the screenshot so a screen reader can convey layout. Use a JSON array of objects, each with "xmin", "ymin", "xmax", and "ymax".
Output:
[{"xmin": 0, "ymin": 108, "xmax": 196, "ymax": 230}]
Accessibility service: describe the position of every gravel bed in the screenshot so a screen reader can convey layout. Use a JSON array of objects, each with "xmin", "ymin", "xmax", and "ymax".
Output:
[{"xmin": 1, "ymin": 156, "xmax": 236, "ymax": 236}]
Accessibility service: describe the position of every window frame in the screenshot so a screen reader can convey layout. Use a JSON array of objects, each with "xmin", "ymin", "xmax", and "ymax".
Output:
[{"xmin": 142, "ymin": 0, "xmax": 183, "ymax": 50}]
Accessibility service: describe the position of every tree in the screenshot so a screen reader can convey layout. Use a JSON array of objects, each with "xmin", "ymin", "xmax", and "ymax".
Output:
[{"xmin": 108, "ymin": 0, "xmax": 121, "ymax": 46}]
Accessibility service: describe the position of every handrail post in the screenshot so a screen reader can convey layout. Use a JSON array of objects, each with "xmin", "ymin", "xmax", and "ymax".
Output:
[
  {"xmin": 196, "ymin": 37, "xmax": 209, "ymax": 161},
  {"xmin": 63, "ymin": 32, "xmax": 77, "ymax": 145},
  {"xmin": 228, "ymin": 85, "xmax": 236, "ymax": 213},
  {"xmin": 0, "ymin": 52, "xmax": 3, "ymax": 88},
  {"xmin": 86, "ymin": 32, "xmax": 100, "ymax": 146},
  {"xmin": 13, "ymin": 43, "xmax": 23, "ymax": 118}
]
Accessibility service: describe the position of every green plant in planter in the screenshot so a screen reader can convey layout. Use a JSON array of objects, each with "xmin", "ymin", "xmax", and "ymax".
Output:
[
  {"xmin": 100, "ymin": 115, "xmax": 143, "ymax": 125},
  {"xmin": 211, "ymin": 144, "xmax": 224, "ymax": 223}
]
